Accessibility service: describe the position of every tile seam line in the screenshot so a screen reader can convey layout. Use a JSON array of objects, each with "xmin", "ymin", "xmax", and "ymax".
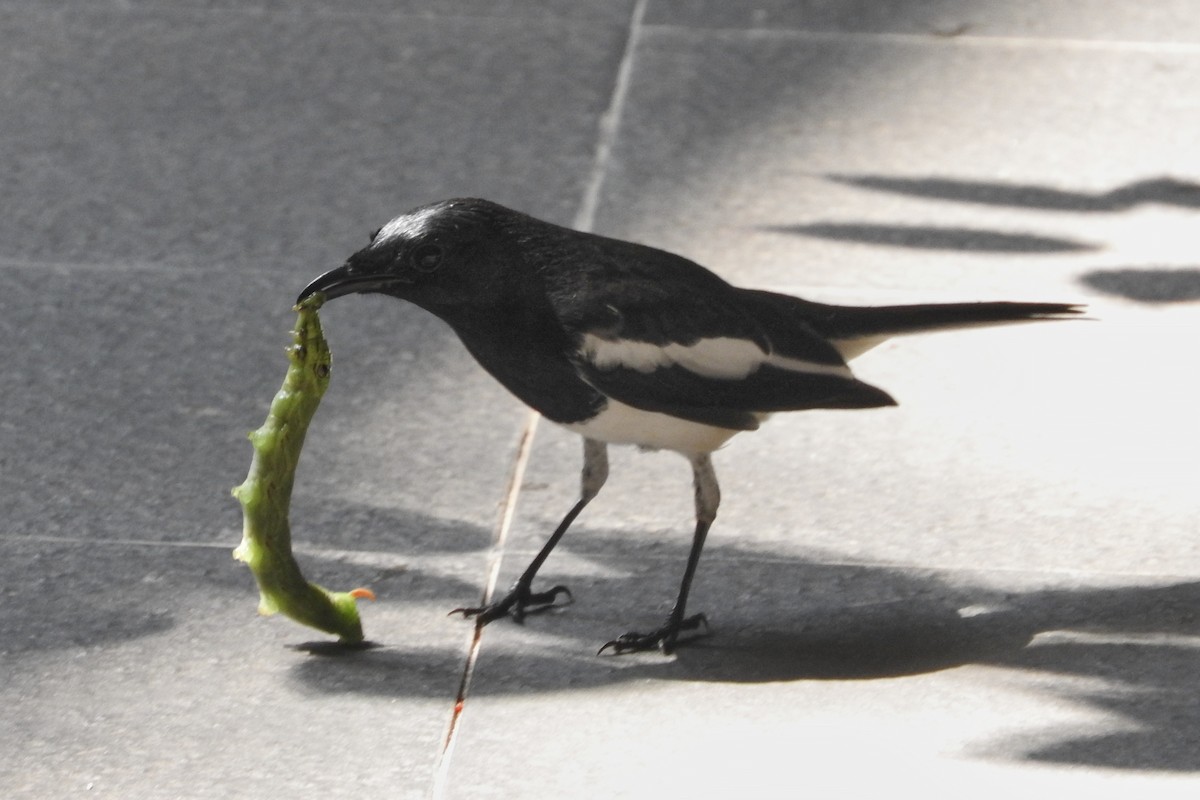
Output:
[
  {"xmin": 0, "ymin": 257, "xmax": 176, "ymax": 274},
  {"xmin": 0, "ymin": 534, "xmax": 233, "ymax": 550},
  {"xmin": 7, "ymin": 3, "xmax": 614, "ymax": 26},
  {"xmin": 639, "ymin": 23, "xmax": 1200, "ymax": 54},
  {"xmin": 573, "ymin": 0, "xmax": 649, "ymax": 234},
  {"xmin": 431, "ymin": 2, "xmax": 647, "ymax": 794},
  {"xmin": 0, "ymin": 533, "xmax": 445, "ymax": 562},
  {"xmin": 5, "ymin": 535, "xmax": 1191, "ymax": 583},
  {"xmin": 418, "ymin": 546, "xmax": 1200, "ymax": 582},
  {"xmin": 429, "ymin": 410, "xmax": 538, "ymax": 798},
  {"xmin": 0, "ymin": 257, "xmax": 1116, "ymax": 309}
]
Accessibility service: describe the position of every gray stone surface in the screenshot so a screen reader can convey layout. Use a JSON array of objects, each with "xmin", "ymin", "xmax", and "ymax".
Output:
[
  {"xmin": 0, "ymin": 4, "xmax": 627, "ymax": 269},
  {"xmin": 4, "ymin": 1, "xmax": 1200, "ymax": 797},
  {"xmin": 0, "ymin": 537, "xmax": 478, "ymax": 798},
  {"xmin": 0, "ymin": 0, "xmax": 632, "ymax": 20},
  {"xmin": 0, "ymin": 266, "xmax": 525, "ymax": 545},
  {"xmin": 591, "ymin": 25, "xmax": 1200, "ymax": 297}
]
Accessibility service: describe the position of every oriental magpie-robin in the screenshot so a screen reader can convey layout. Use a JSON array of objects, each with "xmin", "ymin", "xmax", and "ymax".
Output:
[{"xmin": 298, "ymin": 197, "xmax": 1082, "ymax": 654}]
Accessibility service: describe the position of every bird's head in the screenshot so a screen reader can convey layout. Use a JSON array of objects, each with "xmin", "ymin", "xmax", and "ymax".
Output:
[{"xmin": 297, "ymin": 198, "xmax": 530, "ymax": 311}]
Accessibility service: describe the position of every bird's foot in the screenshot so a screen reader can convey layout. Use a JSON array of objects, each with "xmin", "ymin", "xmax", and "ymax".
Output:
[
  {"xmin": 450, "ymin": 582, "xmax": 573, "ymax": 625},
  {"xmin": 598, "ymin": 613, "xmax": 709, "ymax": 655}
]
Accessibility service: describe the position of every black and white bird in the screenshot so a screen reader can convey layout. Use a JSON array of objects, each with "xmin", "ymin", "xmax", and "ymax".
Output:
[{"xmin": 298, "ymin": 197, "xmax": 1081, "ymax": 654}]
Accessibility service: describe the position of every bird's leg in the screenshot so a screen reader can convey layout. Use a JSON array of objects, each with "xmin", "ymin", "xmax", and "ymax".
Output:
[
  {"xmin": 599, "ymin": 453, "xmax": 719, "ymax": 655},
  {"xmin": 452, "ymin": 438, "xmax": 608, "ymax": 625}
]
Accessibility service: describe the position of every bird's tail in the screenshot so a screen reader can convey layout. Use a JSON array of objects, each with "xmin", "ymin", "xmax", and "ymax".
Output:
[
  {"xmin": 812, "ymin": 300, "xmax": 1085, "ymax": 339},
  {"xmin": 787, "ymin": 297, "xmax": 1084, "ymax": 360},
  {"xmin": 739, "ymin": 289, "xmax": 1084, "ymax": 359},
  {"xmin": 734, "ymin": 291, "xmax": 1084, "ymax": 359}
]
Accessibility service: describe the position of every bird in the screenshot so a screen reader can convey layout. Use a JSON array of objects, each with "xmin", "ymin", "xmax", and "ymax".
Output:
[{"xmin": 298, "ymin": 197, "xmax": 1082, "ymax": 654}]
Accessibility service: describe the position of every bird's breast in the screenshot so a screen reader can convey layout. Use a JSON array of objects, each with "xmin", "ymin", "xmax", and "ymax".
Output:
[{"xmin": 558, "ymin": 398, "xmax": 763, "ymax": 455}]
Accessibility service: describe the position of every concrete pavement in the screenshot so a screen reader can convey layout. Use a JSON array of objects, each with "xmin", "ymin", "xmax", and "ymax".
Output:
[{"xmin": 3, "ymin": 1, "xmax": 1199, "ymax": 797}]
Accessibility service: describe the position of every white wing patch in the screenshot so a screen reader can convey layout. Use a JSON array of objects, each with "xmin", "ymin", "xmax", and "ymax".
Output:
[
  {"xmin": 580, "ymin": 333, "xmax": 852, "ymax": 380},
  {"xmin": 561, "ymin": 397, "xmax": 767, "ymax": 454}
]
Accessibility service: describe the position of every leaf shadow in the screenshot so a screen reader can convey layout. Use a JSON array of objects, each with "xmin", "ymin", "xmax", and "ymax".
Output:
[
  {"xmin": 1080, "ymin": 267, "xmax": 1200, "ymax": 303},
  {"xmin": 824, "ymin": 174, "xmax": 1200, "ymax": 212},
  {"xmin": 766, "ymin": 222, "xmax": 1096, "ymax": 253}
]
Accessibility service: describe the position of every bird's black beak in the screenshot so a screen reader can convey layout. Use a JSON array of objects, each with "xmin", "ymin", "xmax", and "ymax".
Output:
[{"xmin": 296, "ymin": 265, "xmax": 393, "ymax": 305}]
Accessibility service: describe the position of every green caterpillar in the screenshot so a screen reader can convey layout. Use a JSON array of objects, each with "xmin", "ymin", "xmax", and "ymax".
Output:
[{"xmin": 231, "ymin": 293, "xmax": 374, "ymax": 643}]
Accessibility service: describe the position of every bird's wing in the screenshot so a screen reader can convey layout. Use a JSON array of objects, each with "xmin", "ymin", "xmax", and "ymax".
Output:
[{"xmin": 553, "ymin": 273, "xmax": 896, "ymax": 430}]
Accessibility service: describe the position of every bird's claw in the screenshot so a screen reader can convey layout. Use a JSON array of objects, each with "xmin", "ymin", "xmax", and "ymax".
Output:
[
  {"xmin": 597, "ymin": 613, "xmax": 709, "ymax": 655},
  {"xmin": 450, "ymin": 583, "xmax": 573, "ymax": 625}
]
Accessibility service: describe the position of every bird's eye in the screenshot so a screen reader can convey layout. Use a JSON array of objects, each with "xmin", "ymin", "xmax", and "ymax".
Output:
[
  {"xmin": 368, "ymin": 226, "xmax": 383, "ymax": 243},
  {"xmin": 411, "ymin": 244, "xmax": 444, "ymax": 272}
]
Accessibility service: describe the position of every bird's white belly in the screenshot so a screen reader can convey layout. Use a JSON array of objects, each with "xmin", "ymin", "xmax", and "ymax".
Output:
[{"xmin": 559, "ymin": 398, "xmax": 763, "ymax": 455}]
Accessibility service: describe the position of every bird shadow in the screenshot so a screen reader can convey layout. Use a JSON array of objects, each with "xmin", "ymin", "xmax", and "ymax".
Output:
[
  {"xmin": 10, "ymin": 501, "xmax": 1195, "ymax": 772},
  {"xmin": 289, "ymin": 530, "xmax": 1200, "ymax": 772}
]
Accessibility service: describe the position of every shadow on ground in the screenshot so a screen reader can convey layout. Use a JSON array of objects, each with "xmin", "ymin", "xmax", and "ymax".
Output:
[
  {"xmin": 824, "ymin": 174, "xmax": 1200, "ymax": 212},
  {"xmin": 1080, "ymin": 267, "xmax": 1200, "ymax": 303},
  {"xmin": 7, "ymin": 499, "xmax": 1194, "ymax": 772},
  {"xmin": 767, "ymin": 221, "xmax": 1096, "ymax": 253},
  {"xmin": 0, "ymin": 499, "xmax": 489, "ymax": 656},
  {"xmin": 773, "ymin": 173, "xmax": 1200, "ymax": 305},
  {"xmin": 288, "ymin": 529, "xmax": 1200, "ymax": 773}
]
